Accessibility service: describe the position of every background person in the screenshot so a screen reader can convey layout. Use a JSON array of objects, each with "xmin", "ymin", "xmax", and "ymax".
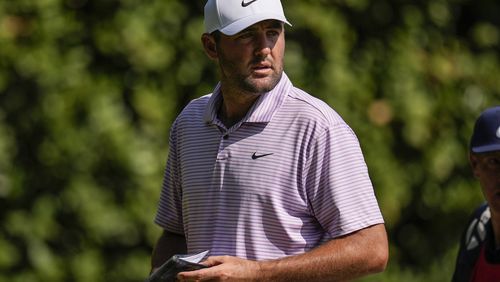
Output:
[
  {"xmin": 452, "ymin": 106, "xmax": 500, "ymax": 281},
  {"xmin": 151, "ymin": 0, "xmax": 388, "ymax": 281}
]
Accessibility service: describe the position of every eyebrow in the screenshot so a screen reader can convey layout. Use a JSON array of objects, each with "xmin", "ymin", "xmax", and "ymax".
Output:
[
  {"xmin": 265, "ymin": 21, "xmax": 284, "ymax": 29},
  {"xmin": 476, "ymin": 152, "xmax": 500, "ymax": 158},
  {"xmin": 242, "ymin": 21, "xmax": 284, "ymax": 33}
]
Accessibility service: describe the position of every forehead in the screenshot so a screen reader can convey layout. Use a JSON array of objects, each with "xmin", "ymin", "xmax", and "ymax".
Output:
[{"xmin": 475, "ymin": 151, "xmax": 500, "ymax": 158}]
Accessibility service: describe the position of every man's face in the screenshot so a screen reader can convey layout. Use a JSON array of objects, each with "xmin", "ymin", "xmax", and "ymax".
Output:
[
  {"xmin": 470, "ymin": 151, "xmax": 500, "ymax": 213},
  {"xmin": 212, "ymin": 20, "xmax": 285, "ymax": 94}
]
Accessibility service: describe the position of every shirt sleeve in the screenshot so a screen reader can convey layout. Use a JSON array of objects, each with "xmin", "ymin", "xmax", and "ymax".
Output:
[
  {"xmin": 154, "ymin": 120, "xmax": 185, "ymax": 235},
  {"xmin": 305, "ymin": 123, "xmax": 384, "ymax": 238}
]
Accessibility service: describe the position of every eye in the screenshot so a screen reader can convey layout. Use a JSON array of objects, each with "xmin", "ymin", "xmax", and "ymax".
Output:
[
  {"xmin": 487, "ymin": 157, "xmax": 500, "ymax": 165},
  {"xmin": 267, "ymin": 30, "xmax": 281, "ymax": 38},
  {"xmin": 236, "ymin": 31, "xmax": 254, "ymax": 40},
  {"xmin": 484, "ymin": 156, "xmax": 500, "ymax": 170}
]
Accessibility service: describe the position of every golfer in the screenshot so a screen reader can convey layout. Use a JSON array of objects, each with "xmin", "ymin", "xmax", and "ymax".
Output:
[{"xmin": 151, "ymin": 0, "xmax": 389, "ymax": 281}]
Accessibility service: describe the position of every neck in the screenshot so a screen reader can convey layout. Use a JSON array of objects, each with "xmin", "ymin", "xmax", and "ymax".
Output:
[
  {"xmin": 491, "ymin": 211, "xmax": 500, "ymax": 249},
  {"xmin": 218, "ymin": 87, "xmax": 261, "ymax": 128},
  {"xmin": 490, "ymin": 208, "xmax": 500, "ymax": 250}
]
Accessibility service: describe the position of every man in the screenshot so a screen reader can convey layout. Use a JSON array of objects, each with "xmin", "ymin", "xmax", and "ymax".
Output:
[
  {"xmin": 151, "ymin": 0, "xmax": 388, "ymax": 281},
  {"xmin": 452, "ymin": 106, "xmax": 500, "ymax": 281}
]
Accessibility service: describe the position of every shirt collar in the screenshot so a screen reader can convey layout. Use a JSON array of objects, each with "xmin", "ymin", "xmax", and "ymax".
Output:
[{"xmin": 203, "ymin": 72, "xmax": 292, "ymax": 125}]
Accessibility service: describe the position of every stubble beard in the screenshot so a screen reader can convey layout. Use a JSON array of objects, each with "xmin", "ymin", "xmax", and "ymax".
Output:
[
  {"xmin": 239, "ymin": 68, "xmax": 283, "ymax": 94},
  {"xmin": 218, "ymin": 53, "xmax": 283, "ymax": 95}
]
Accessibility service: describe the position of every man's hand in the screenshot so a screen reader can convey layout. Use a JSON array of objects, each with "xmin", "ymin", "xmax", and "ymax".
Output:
[{"xmin": 177, "ymin": 256, "xmax": 261, "ymax": 282}]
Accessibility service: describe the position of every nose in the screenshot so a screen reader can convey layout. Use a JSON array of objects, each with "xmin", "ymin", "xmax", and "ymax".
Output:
[{"xmin": 254, "ymin": 33, "xmax": 272, "ymax": 58}]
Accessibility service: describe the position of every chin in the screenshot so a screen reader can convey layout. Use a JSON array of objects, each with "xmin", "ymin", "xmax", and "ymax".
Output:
[{"xmin": 243, "ymin": 74, "xmax": 281, "ymax": 93}]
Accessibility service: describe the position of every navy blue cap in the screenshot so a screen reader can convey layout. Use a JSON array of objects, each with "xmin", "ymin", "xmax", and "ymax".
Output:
[{"xmin": 470, "ymin": 106, "xmax": 500, "ymax": 153}]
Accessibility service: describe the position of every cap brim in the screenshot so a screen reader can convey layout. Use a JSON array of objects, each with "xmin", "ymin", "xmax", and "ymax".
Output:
[
  {"xmin": 219, "ymin": 14, "xmax": 292, "ymax": 36},
  {"xmin": 472, "ymin": 144, "xmax": 500, "ymax": 153}
]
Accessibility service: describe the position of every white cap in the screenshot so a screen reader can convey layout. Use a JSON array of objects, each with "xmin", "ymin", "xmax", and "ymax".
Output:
[{"xmin": 204, "ymin": 0, "xmax": 292, "ymax": 36}]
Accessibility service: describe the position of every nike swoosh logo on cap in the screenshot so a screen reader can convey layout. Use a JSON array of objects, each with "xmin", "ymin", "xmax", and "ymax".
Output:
[
  {"xmin": 241, "ymin": 0, "xmax": 259, "ymax": 7},
  {"xmin": 252, "ymin": 152, "xmax": 273, "ymax": 160}
]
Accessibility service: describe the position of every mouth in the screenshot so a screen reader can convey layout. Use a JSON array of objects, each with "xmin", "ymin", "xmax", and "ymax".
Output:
[{"xmin": 251, "ymin": 62, "xmax": 273, "ymax": 76}]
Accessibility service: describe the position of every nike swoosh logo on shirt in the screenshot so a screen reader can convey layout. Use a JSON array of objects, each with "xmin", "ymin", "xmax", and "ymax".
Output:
[
  {"xmin": 241, "ymin": 0, "xmax": 259, "ymax": 7},
  {"xmin": 252, "ymin": 152, "xmax": 273, "ymax": 160}
]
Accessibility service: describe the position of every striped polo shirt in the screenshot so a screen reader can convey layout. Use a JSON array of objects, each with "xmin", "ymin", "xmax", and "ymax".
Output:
[{"xmin": 155, "ymin": 73, "xmax": 384, "ymax": 260}]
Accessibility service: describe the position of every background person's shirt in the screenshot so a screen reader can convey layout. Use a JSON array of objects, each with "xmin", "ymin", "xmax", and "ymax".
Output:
[{"xmin": 453, "ymin": 204, "xmax": 500, "ymax": 282}]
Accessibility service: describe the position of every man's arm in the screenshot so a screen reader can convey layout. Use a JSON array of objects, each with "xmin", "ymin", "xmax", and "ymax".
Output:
[
  {"xmin": 259, "ymin": 223, "xmax": 388, "ymax": 281},
  {"xmin": 151, "ymin": 230, "xmax": 187, "ymax": 272},
  {"xmin": 178, "ymin": 224, "xmax": 388, "ymax": 282}
]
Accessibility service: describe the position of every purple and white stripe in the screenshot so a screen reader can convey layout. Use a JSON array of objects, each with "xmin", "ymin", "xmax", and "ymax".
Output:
[{"xmin": 155, "ymin": 73, "xmax": 384, "ymax": 260}]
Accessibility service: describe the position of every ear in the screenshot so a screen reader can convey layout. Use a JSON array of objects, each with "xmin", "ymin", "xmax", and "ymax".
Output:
[
  {"xmin": 469, "ymin": 153, "xmax": 479, "ymax": 178},
  {"xmin": 201, "ymin": 33, "xmax": 218, "ymax": 60}
]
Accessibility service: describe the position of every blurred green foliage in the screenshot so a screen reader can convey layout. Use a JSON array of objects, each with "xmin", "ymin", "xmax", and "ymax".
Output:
[{"xmin": 0, "ymin": 0, "xmax": 499, "ymax": 281}]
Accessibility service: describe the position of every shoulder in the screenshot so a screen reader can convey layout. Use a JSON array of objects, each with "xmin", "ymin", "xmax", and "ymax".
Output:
[
  {"xmin": 462, "ymin": 203, "xmax": 491, "ymax": 251},
  {"xmin": 452, "ymin": 203, "xmax": 491, "ymax": 281},
  {"xmin": 283, "ymin": 87, "xmax": 359, "ymax": 143},
  {"xmin": 179, "ymin": 94, "xmax": 211, "ymax": 117},
  {"xmin": 169, "ymin": 94, "xmax": 212, "ymax": 136},
  {"xmin": 173, "ymin": 94, "xmax": 212, "ymax": 124},
  {"xmin": 284, "ymin": 87, "xmax": 348, "ymax": 129}
]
